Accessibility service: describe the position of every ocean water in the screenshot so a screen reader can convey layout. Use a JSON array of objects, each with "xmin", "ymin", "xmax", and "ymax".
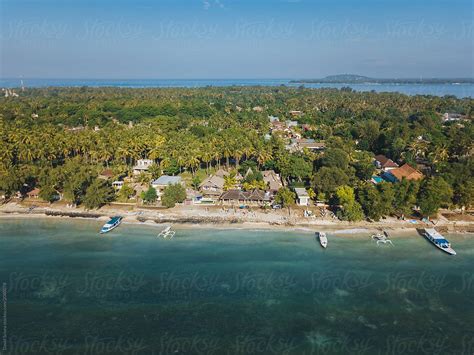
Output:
[
  {"xmin": 0, "ymin": 218, "xmax": 473, "ymax": 354},
  {"xmin": 0, "ymin": 78, "xmax": 472, "ymax": 98}
]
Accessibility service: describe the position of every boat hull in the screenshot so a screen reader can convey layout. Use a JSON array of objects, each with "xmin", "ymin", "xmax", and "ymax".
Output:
[
  {"xmin": 316, "ymin": 232, "xmax": 328, "ymax": 248},
  {"xmin": 426, "ymin": 238, "xmax": 457, "ymax": 255},
  {"xmin": 100, "ymin": 224, "xmax": 120, "ymax": 234},
  {"xmin": 423, "ymin": 231, "xmax": 456, "ymax": 256},
  {"xmin": 100, "ymin": 217, "xmax": 122, "ymax": 234}
]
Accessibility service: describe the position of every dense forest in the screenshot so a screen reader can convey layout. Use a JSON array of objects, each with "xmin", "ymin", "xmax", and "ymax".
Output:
[{"xmin": 0, "ymin": 86, "xmax": 473, "ymax": 219}]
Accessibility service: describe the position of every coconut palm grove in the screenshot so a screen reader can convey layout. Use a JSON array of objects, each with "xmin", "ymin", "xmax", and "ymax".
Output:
[{"xmin": 0, "ymin": 86, "xmax": 472, "ymax": 219}]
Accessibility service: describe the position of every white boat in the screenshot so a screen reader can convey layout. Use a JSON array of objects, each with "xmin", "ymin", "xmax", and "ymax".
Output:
[
  {"xmin": 423, "ymin": 228, "xmax": 456, "ymax": 255},
  {"xmin": 100, "ymin": 216, "xmax": 123, "ymax": 234},
  {"xmin": 157, "ymin": 226, "xmax": 175, "ymax": 239},
  {"xmin": 371, "ymin": 232, "xmax": 393, "ymax": 246},
  {"xmin": 316, "ymin": 232, "xmax": 328, "ymax": 248}
]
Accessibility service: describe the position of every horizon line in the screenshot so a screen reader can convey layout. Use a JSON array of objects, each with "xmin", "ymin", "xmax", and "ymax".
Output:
[{"xmin": 2, "ymin": 76, "xmax": 474, "ymax": 81}]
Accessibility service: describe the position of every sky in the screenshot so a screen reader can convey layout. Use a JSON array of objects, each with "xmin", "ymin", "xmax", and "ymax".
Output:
[{"xmin": 0, "ymin": 0, "xmax": 473, "ymax": 79}]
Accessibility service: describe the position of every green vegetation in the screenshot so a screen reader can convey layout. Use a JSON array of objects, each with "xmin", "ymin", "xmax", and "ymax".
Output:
[
  {"xmin": 83, "ymin": 179, "xmax": 115, "ymax": 209},
  {"xmin": 142, "ymin": 186, "xmax": 157, "ymax": 205},
  {"xmin": 0, "ymin": 86, "xmax": 472, "ymax": 218},
  {"xmin": 275, "ymin": 187, "xmax": 296, "ymax": 214},
  {"xmin": 335, "ymin": 186, "xmax": 364, "ymax": 222},
  {"xmin": 161, "ymin": 184, "xmax": 187, "ymax": 208}
]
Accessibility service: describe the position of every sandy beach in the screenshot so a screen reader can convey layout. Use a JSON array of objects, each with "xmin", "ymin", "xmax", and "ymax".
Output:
[{"xmin": 1, "ymin": 201, "xmax": 473, "ymax": 236}]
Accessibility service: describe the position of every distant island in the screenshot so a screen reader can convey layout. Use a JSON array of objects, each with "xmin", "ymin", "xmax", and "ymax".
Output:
[{"xmin": 291, "ymin": 74, "xmax": 474, "ymax": 84}]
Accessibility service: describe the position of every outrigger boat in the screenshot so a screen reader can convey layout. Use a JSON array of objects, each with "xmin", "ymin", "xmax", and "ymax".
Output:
[
  {"xmin": 316, "ymin": 232, "xmax": 328, "ymax": 248},
  {"xmin": 100, "ymin": 216, "xmax": 123, "ymax": 234},
  {"xmin": 371, "ymin": 231, "xmax": 393, "ymax": 246},
  {"xmin": 157, "ymin": 226, "xmax": 175, "ymax": 239},
  {"xmin": 423, "ymin": 228, "xmax": 456, "ymax": 255}
]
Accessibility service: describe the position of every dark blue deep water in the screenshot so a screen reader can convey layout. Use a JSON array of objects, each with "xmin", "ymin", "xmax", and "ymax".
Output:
[{"xmin": 0, "ymin": 218, "xmax": 473, "ymax": 354}]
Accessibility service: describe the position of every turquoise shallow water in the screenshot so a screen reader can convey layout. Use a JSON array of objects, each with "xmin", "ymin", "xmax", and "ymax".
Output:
[
  {"xmin": 0, "ymin": 79, "xmax": 472, "ymax": 98},
  {"xmin": 0, "ymin": 218, "xmax": 473, "ymax": 354}
]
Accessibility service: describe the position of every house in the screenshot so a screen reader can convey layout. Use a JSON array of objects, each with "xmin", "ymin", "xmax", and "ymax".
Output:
[
  {"xmin": 215, "ymin": 168, "xmax": 229, "ymax": 178},
  {"xmin": 268, "ymin": 115, "xmax": 279, "ymax": 122},
  {"xmin": 133, "ymin": 159, "xmax": 153, "ymax": 175},
  {"xmin": 99, "ymin": 169, "xmax": 114, "ymax": 180},
  {"xmin": 214, "ymin": 168, "xmax": 243, "ymax": 181},
  {"xmin": 151, "ymin": 175, "xmax": 184, "ymax": 200},
  {"xmin": 374, "ymin": 155, "xmax": 399, "ymax": 171},
  {"xmin": 199, "ymin": 175, "xmax": 225, "ymax": 201},
  {"xmin": 383, "ymin": 164, "xmax": 423, "ymax": 182},
  {"xmin": 151, "ymin": 175, "xmax": 183, "ymax": 189},
  {"xmin": 219, "ymin": 189, "xmax": 270, "ymax": 206},
  {"xmin": 252, "ymin": 106, "xmax": 264, "ymax": 112},
  {"xmin": 295, "ymin": 188, "xmax": 310, "ymax": 206},
  {"xmin": 219, "ymin": 189, "xmax": 248, "ymax": 204},
  {"xmin": 271, "ymin": 121, "xmax": 287, "ymax": 132},
  {"xmin": 245, "ymin": 190, "xmax": 271, "ymax": 205},
  {"xmin": 262, "ymin": 170, "xmax": 283, "ymax": 195},
  {"xmin": 112, "ymin": 181, "xmax": 124, "ymax": 189},
  {"xmin": 27, "ymin": 188, "xmax": 40, "ymax": 199},
  {"xmin": 443, "ymin": 112, "xmax": 465, "ymax": 122}
]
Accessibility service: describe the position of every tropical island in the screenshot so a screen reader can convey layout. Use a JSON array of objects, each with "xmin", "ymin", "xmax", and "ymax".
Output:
[
  {"xmin": 291, "ymin": 74, "xmax": 474, "ymax": 84},
  {"xmin": 0, "ymin": 86, "xmax": 473, "ymax": 230}
]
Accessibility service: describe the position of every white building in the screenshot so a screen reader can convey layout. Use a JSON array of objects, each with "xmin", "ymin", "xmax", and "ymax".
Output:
[
  {"xmin": 295, "ymin": 188, "xmax": 310, "ymax": 206},
  {"xmin": 151, "ymin": 175, "xmax": 184, "ymax": 200},
  {"xmin": 133, "ymin": 159, "xmax": 154, "ymax": 175}
]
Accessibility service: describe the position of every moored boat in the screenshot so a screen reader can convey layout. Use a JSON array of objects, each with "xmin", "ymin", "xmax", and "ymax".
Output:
[
  {"xmin": 372, "ymin": 231, "xmax": 393, "ymax": 245},
  {"xmin": 157, "ymin": 226, "xmax": 175, "ymax": 239},
  {"xmin": 316, "ymin": 232, "xmax": 328, "ymax": 248},
  {"xmin": 423, "ymin": 228, "xmax": 456, "ymax": 255},
  {"xmin": 100, "ymin": 216, "xmax": 123, "ymax": 234}
]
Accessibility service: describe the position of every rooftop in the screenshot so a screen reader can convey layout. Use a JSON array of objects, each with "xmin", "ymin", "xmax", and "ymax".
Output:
[
  {"xmin": 152, "ymin": 175, "xmax": 182, "ymax": 185},
  {"xmin": 388, "ymin": 164, "xmax": 423, "ymax": 181},
  {"xmin": 294, "ymin": 188, "xmax": 309, "ymax": 197},
  {"xmin": 374, "ymin": 155, "xmax": 399, "ymax": 168}
]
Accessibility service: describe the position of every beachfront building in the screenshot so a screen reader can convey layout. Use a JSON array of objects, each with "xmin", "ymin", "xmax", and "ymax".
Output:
[
  {"xmin": 262, "ymin": 170, "xmax": 283, "ymax": 195},
  {"xmin": 294, "ymin": 188, "xmax": 310, "ymax": 206},
  {"xmin": 199, "ymin": 175, "xmax": 225, "ymax": 202},
  {"xmin": 219, "ymin": 189, "xmax": 271, "ymax": 206},
  {"xmin": 151, "ymin": 175, "xmax": 184, "ymax": 200},
  {"xmin": 383, "ymin": 164, "xmax": 423, "ymax": 183},
  {"xmin": 374, "ymin": 155, "xmax": 399, "ymax": 171},
  {"xmin": 133, "ymin": 159, "xmax": 153, "ymax": 175},
  {"xmin": 26, "ymin": 188, "xmax": 40, "ymax": 199}
]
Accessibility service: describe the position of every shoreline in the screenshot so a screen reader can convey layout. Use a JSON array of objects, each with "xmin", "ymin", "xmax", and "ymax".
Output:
[{"xmin": 1, "ymin": 202, "xmax": 473, "ymax": 237}]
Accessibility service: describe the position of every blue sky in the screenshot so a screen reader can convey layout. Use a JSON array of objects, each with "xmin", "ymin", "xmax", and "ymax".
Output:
[{"xmin": 1, "ymin": 0, "xmax": 472, "ymax": 78}]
